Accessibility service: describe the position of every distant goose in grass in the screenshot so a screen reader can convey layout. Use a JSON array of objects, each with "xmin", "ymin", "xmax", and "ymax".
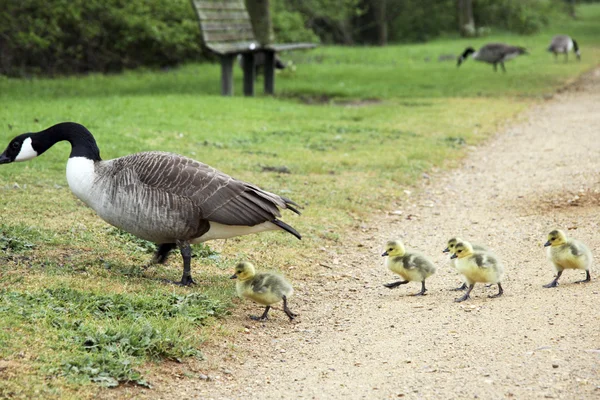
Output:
[
  {"xmin": 451, "ymin": 241, "xmax": 504, "ymax": 302},
  {"xmin": 382, "ymin": 239, "xmax": 436, "ymax": 296},
  {"xmin": 443, "ymin": 237, "xmax": 488, "ymax": 291},
  {"xmin": 230, "ymin": 261, "xmax": 296, "ymax": 321},
  {"xmin": 548, "ymin": 35, "xmax": 581, "ymax": 62},
  {"xmin": 543, "ymin": 229, "xmax": 592, "ymax": 288},
  {"xmin": 0, "ymin": 122, "xmax": 301, "ymax": 286},
  {"xmin": 457, "ymin": 43, "xmax": 527, "ymax": 72}
]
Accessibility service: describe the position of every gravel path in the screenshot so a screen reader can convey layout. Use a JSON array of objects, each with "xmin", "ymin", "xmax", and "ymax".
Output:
[{"xmin": 139, "ymin": 68, "xmax": 600, "ymax": 400}]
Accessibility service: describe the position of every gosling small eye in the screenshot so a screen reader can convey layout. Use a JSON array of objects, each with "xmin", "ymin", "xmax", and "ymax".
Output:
[{"xmin": 458, "ymin": 250, "xmax": 462, "ymax": 253}]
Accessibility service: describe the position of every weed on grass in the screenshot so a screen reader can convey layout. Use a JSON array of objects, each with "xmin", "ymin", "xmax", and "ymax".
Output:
[{"xmin": 0, "ymin": 287, "xmax": 230, "ymax": 387}]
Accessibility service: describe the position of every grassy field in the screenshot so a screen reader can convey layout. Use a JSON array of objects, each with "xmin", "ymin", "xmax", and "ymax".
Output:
[{"xmin": 0, "ymin": 4, "xmax": 599, "ymax": 398}]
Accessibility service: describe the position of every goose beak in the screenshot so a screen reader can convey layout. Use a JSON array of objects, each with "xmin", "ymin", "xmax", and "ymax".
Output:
[
  {"xmin": 450, "ymin": 254, "xmax": 457, "ymax": 259},
  {"xmin": 442, "ymin": 247, "xmax": 450, "ymax": 253},
  {"xmin": 381, "ymin": 251, "xmax": 389, "ymax": 257},
  {"xmin": 544, "ymin": 241, "xmax": 551, "ymax": 247},
  {"xmin": 0, "ymin": 152, "xmax": 11, "ymax": 164},
  {"xmin": 230, "ymin": 273, "xmax": 238, "ymax": 279}
]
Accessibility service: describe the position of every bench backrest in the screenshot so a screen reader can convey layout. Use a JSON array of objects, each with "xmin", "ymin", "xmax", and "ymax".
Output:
[{"xmin": 191, "ymin": 0, "xmax": 258, "ymax": 55}]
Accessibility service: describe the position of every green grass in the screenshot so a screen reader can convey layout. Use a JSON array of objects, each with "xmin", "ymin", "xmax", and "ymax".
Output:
[{"xmin": 0, "ymin": 4, "xmax": 599, "ymax": 398}]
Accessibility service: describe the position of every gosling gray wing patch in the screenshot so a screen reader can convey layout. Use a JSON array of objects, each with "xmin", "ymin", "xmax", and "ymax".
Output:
[
  {"xmin": 568, "ymin": 243, "xmax": 582, "ymax": 257},
  {"xmin": 113, "ymin": 151, "xmax": 295, "ymax": 227},
  {"xmin": 474, "ymin": 253, "xmax": 495, "ymax": 268},
  {"xmin": 402, "ymin": 255, "xmax": 416, "ymax": 269},
  {"xmin": 251, "ymin": 275, "xmax": 270, "ymax": 294}
]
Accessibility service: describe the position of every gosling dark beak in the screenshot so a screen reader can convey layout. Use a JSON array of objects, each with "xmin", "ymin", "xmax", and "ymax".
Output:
[
  {"xmin": 450, "ymin": 254, "xmax": 457, "ymax": 259},
  {"xmin": 381, "ymin": 251, "xmax": 389, "ymax": 257},
  {"xmin": 544, "ymin": 241, "xmax": 551, "ymax": 247},
  {"xmin": 0, "ymin": 152, "xmax": 11, "ymax": 164},
  {"xmin": 229, "ymin": 274, "xmax": 237, "ymax": 279},
  {"xmin": 443, "ymin": 248, "xmax": 450, "ymax": 253}
]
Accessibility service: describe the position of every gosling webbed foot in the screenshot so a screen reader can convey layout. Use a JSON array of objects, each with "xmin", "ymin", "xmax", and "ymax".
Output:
[
  {"xmin": 412, "ymin": 281, "xmax": 427, "ymax": 296},
  {"xmin": 250, "ymin": 306, "xmax": 271, "ymax": 321},
  {"xmin": 383, "ymin": 280, "xmax": 409, "ymax": 289},
  {"xmin": 450, "ymin": 283, "xmax": 468, "ymax": 291},
  {"xmin": 454, "ymin": 293, "xmax": 470, "ymax": 302},
  {"xmin": 575, "ymin": 271, "xmax": 591, "ymax": 284},
  {"xmin": 543, "ymin": 280, "xmax": 559, "ymax": 288},
  {"xmin": 488, "ymin": 283, "xmax": 503, "ymax": 298}
]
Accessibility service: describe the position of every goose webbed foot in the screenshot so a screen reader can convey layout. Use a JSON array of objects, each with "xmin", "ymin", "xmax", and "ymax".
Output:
[
  {"xmin": 282, "ymin": 296, "xmax": 297, "ymax": 321},
  {"xmin": 162, "ymin": 275, "xmax": 197, "ymax": 286},
  {"xmin": 488, "ymin": 283, "xmax": 503, "ymax": 298},
  {"xmin": 574, "ymin": 271, "xmax": 591, "ymax": 284},
  {"xmin": 411, "ymin": 281, "xmax": 427, "ymax": 296},
  {"xmin": 250, "ymin": 306, "xmax": 271, "ymax": 321},
  {"xmin": 543, "ymin": 271, "xmax": 562, "ymax": 288},
  {"xmin": 450, "ymin": 282, "xmax": 468, "ymax": 291},
  {"xmin": 383, "ymin": 280, "xmax": 409, "ymax": 289},
  {"xmin": 455, "ymin": 284, "xmax": 474, "ymax": 302}
]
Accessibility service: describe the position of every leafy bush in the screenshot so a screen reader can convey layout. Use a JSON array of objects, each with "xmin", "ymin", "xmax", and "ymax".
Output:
[
  {"xmin": 0, "ymin": 0, "xmax": 204, "ymax": 77},
  {"xmin": 474, "ymin": 0, "xmax": 567, "ymax": 35}
]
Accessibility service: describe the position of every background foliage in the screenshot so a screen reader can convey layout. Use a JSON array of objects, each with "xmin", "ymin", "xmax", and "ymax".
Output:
[{"xmin": 1, "ymin": 0, "xmax": 595, "ymax": 76}]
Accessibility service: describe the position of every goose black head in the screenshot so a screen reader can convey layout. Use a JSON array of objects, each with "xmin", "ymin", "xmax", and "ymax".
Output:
[
  {"xmin": 0, "ymin": 133, "xmax": 40, "ymax": 164},
  {"xmin": 457, "ymin": 47, "xmax": 475, "ymax": 67}
]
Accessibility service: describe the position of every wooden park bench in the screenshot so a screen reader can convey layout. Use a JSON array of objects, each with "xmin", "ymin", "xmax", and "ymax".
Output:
[{"xmin": 191, "ymin": 0, "xmax": 317, "ymax": 96}]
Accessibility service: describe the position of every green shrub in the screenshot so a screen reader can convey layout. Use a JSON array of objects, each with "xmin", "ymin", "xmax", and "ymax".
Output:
[
  {"xmin": 0, "ymin": 0, "xmax": 204, "ymax": 77},
  {"xmin": 474, "ymin": 0, "xmax": 567, "ymax": 35}
]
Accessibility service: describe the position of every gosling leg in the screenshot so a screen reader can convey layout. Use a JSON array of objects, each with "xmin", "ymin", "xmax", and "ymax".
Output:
[
  {"xmin": 282, "ymin": 295, "xmax": 297, "ymax": 321},
  {"xmin": 575, "ymin": 270, "xmax": 591, "ymax": 284},
  {"xmin": 175, "ymin": 240, "xmax": 196, "ymax": 286},
  {"xmin": 412, "ymin": 281, "xmax": 427, "ymax": 296},
  {"xmin": 450, "ymin": 282, "xmax": 468, "ymax": 291},
  {"xmin": 455, "ymin": 283, "xmax": 474, "ymax": 302},
  {"xmin": 383, "ymin": 280, "xmax": 409, "ymax": 289},
  {"xmin": 488, "ymin": 283, "xmax": 503, "ymax": 298},
  {"xmin": 543, "ymin": 270, "xmax": 563, "ymax": 288},
  {"xmin": 251, "ymin": 306, "xmax": 271, "ymax": 321}
]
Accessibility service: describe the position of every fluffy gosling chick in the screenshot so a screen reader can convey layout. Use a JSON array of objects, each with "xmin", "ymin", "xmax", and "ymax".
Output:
[
  {"xmin": 443, "ymin": 237, "xmax": 488, "ymax": 291},
  {"xmin": 451, "ymin": 241, "xmax": 504, "ymax": 302},
  {"xmin": 230, "ymin": 261, "xmax": 296, "ymax": 321},
  {"xmin": 543, "ymin": 229, "xmax": 592, "ymax": 288},
  {"xmin": 382, "ymin": 240, "xmax": 436, "ymax": 296}
]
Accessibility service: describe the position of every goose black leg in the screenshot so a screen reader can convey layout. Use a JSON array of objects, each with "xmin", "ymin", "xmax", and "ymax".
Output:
[
  {"xmin": 493, "ymin": 63, "xmax": 497, "ymax": 72},
  {"xmin": 450, "ymin": 282, "xmax": 468, "ymax": 291},
  {"xmin": 455, "ymin": 283, "xmax": 474, "ymax": 302},
  {"xmin": 153, "ymin": 243, "xmax": 176, "ymax": 264},
  {"xmin": 383, "ymin": 280, "xmax": 409, "ymax": 289},
  {"xmin": 412, "ymin": 281, "xmax": 427, "ymax": 296},
  {"xmin": 251, "ymin": 306, "xmax": 271, "ymax": 321},
  {"xmin": 175, "ymin": 240, "xmax": 196, "ymax": 286},
  {"xmin": 575, "ymin": 270, "xmax": 591, "ymax": 284},
  {"xmin": 543, "ymin": 270, "xmax": 563, "ymax": 288},
  {"xmin": 500, "ymin": 62, "xmax": 506, "ymax": 73},
  {"xmin": 489, "ymin": 283, "xmax": 503, "ymax": 298},
  {"xmin": 282, "ymin": 295, "xmax": 297, "ymax": 321}
]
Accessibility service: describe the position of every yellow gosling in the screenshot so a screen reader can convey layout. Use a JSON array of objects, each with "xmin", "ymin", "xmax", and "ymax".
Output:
[
  {"xmin": 443, "ymin": 237, "xmax": 488, "ymax": 291},
  {"xmin": 230, "ymin": 261, "xmax": 296, "ymax": 321},
  {"xmin": 451, "ymin": 241, "xmax": 504, "ymax": 302},
  {"xmin": 382, "ymin": 239, "xmax": 436, "ymax": 296},
  {"xmin": 543, "ymin": 229, "xmax": 592, "ymax": 288}
]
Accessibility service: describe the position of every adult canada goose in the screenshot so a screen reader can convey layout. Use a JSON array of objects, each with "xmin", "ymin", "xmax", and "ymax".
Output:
[
  {"xmin": 230, "ymin": 261, "xmax": 296, "ymax": 321},
  {"xmin": 547, "ymin": 35, "xmax": 581, "ymax": 62},
  {"xmin": 443, "ymin": 237, "xmax": 488, "ymax": 291},
  {"xmin": 457, "ymin": 43, "xmax": 527, "ymax": 72},
  {"xmin": 0, "ymin": 122, "xmax": 301, "ymax": 286},
  {"xmin": 382, "ymin": 239, "xmax": 436, "ymax": 296},
  {"xmin": 451, "ymin": 241, "xmax": 504, "ymax": 302},
  {"xmin": 543, "ymin": 229, "xmax": 592, "ymax": 288}
]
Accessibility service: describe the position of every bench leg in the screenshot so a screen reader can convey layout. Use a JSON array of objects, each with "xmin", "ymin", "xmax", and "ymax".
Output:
[
  {"xmin": 264, "ymin": 51, "xmax": 275, "ymax": 95},
  {"xmin": 242, "ymin": 53, "xmax": 255, "ymax": 97},
  {"xmin": 220, "ymin": 55, "xmax": 235, "ymax": 96}
]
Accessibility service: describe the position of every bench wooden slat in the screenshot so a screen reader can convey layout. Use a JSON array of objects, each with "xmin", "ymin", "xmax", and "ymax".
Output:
[
  {"xmin": 203, "ymin": 31, "xmax": 256, "ymax": 43},
  {"xmin": 193, "ymin": 0, "xmax": 246, "ymax": 11},
  {"xmin": 207, "ymin": 42, "xmax": 259, "ymax": 54},
  {"xmin": 201, "ymin": 22, "xmax": 253, "ymax": 31}
]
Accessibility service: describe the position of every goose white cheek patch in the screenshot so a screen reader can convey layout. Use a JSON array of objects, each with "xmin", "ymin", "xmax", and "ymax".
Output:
[{"xmin": 14, "ymin": 138, "xmax": 38, "ymax": 162}]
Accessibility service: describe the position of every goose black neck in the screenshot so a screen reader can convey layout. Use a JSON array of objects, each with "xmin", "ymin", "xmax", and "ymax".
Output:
[
  {"xmin": 572, "ymin": 39, "xmax": 579, "ymax": 52},
  {"xmin": 36, "ymin": 122, "xmax": 101, "ymax": 161}
]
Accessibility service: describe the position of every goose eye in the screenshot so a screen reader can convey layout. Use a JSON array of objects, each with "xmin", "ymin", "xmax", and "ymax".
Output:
[{"xmin": 11, "ymin": 142, "xmax": 19, "ymax": 149}]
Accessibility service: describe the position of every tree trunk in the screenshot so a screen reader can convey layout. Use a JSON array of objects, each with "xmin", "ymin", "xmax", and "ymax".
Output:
[
  {"xmin": 245, "ymin": 0, "xmax": 274, "ymax": 45},
  {"xmin": 457, "ymin": 0, "xmax": 475, "ymax": 37},
  {"xmin": 567, "ymin": 0, "xmax": 576, "ymax": 18},
  {"xmin": 374, "ymin": 0, "xmax": 388, "ymax": 46}
]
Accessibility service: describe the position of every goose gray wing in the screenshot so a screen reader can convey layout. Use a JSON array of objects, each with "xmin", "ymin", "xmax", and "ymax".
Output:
[
  {"xmin": 480, "ymin": 43, "xmax": 524, "ymax": 61},
  {"xmin": 110, "ymin": 151, "xmax": 299, "ymax": 227}
]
